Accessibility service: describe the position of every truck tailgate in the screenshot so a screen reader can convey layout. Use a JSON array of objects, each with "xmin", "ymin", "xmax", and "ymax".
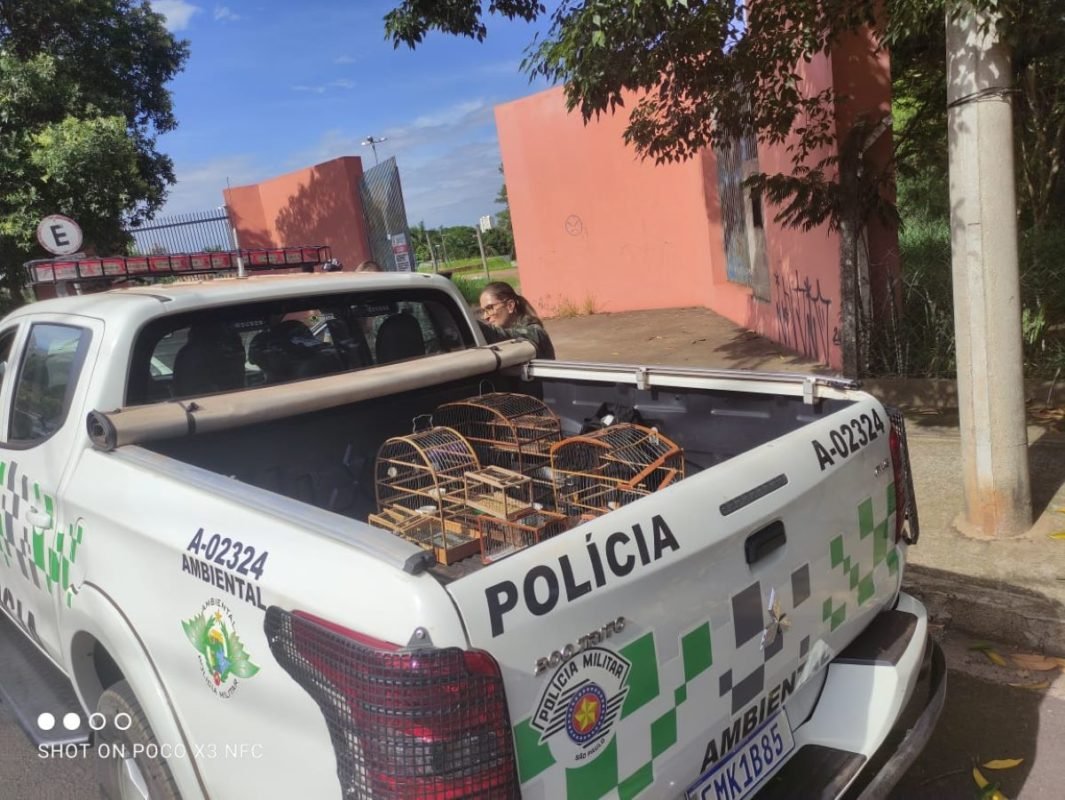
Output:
[{"xmin": 445, "ymin": 397, "xmax": 904, "ymax": 799}]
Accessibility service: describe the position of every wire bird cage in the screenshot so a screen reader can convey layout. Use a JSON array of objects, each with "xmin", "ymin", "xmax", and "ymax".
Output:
[
  {"xmin": 479, "ymin": 510, "xmax": 569, "ymax": 564},
  {"xmin": 373, "ymin": 426, "xmax": 481, "ymax": 564},
  {"xmin": 434, "ymin": 393, "xmax": 562, "ymax": 506},
  {"xmin": 550, "ymin": 424, "xmax": 685, "ymax": 516}
]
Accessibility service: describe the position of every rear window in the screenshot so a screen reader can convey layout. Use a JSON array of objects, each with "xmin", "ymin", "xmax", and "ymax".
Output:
[{"xmin": 126, "ymin": 288, "xmax": 475, "ymax": 405}]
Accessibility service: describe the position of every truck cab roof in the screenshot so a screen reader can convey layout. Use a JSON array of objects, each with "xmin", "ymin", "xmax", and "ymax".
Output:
[{"xmin": 6, "ymin": 271, "xmax": 461, "ymax": 323}]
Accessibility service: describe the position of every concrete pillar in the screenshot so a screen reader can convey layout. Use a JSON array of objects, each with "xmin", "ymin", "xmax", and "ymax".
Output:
[{"xmin": 946, "ymin": 6, "xmax": 1032, "ymax": 538}]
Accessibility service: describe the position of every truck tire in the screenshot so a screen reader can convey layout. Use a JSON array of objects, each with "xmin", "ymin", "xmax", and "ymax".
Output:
[{"xmin": 95, "ymin": 679, "xmax": 181, "ymax": 800}]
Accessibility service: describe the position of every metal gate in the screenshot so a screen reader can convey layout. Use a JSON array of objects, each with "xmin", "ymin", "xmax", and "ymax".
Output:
[
  {"xmin": 127, "ymin": 208, "xmax": 235, "ymax": 255},
  {"xmin": 359, "ymin": 157, "xmax": 415, "ymax": 271}
]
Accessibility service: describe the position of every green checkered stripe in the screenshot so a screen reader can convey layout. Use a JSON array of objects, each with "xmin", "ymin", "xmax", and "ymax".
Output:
[
  {"xmin": 0, "ymin": 460, "xmax": 84, "ymax": 607},
  {"xmin": 514, "ymin": 621, "xmax": 713, "ymax": 799},
  {"xmin": 823, "ymin": 483, "xmax": 899, "ymax": 632}
]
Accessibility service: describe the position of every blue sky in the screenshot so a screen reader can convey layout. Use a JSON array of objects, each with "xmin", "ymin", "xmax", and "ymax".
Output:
[{"xmin": 151, "ymin": 0, "xmax": 553, "ymax": 226}]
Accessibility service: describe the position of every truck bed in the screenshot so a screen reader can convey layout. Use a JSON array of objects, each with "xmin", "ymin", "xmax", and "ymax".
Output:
[{"xmin": 142, "ymin": 362, "xmax": 855, "ymax": 577}]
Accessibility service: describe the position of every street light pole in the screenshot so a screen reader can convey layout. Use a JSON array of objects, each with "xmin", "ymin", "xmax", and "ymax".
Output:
[{"xmin": 361, "ymin": 135, "xmax": 388, "ymax": 166}]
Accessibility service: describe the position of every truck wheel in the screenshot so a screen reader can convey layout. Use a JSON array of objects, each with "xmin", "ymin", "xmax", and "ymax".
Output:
[{"xmin": 94, "ymin": 679, "xmax": 181, "ymax": 800}]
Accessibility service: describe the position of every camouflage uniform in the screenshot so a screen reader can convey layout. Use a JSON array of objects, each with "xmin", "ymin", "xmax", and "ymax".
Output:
[{"xmin": 478, "ymin": 316, "xmax": 556, "ymax": 360}]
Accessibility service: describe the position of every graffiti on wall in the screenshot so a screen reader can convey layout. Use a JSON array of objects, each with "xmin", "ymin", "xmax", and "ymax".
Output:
[{"xmin": 774, "ymin": 273, "xmax": 839, "ymax": 363}]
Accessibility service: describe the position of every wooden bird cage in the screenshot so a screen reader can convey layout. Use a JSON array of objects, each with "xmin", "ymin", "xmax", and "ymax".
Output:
[
  {"xmin": 479, "ymin": 510, "xmax": 569, "ymax": 564},
  {"xmin": 550, "ymin": 423, "xmax": 685, "ymax": 516},
  {"xmin": 373, "ymin": 426, "xmax": 481, "ymax": 564},
  {"xmin": 463, "ymin": 466, "xmax": 535, "ymax": 520},
  {"xmin": 434, "ymin": 393, "xmax": 562, "ymax": 506}
]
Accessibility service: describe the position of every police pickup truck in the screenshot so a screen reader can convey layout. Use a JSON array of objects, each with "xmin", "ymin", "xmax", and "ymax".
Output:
[{"xmin": 0, "ymin": 249, "xmax": 943, "ymax": 800}]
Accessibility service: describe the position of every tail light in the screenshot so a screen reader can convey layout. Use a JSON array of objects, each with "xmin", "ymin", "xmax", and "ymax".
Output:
[
  {"xmin": 885, "ymin": 406, "xmax": 920, "ymax": 545},
  {"xmin": 265, "ymin": 607, "xmax": 518, "ymax": 799}
]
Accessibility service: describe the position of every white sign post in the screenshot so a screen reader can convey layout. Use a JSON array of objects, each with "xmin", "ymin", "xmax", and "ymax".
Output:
[{"xmin": 36, "ymin": 215, "xmax": 83, "ymax": 256}]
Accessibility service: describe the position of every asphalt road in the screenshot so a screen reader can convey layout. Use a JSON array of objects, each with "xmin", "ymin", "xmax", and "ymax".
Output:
[{"xmin": 2, "ymin": 629, "xmax": 1063, "ymax": 799}]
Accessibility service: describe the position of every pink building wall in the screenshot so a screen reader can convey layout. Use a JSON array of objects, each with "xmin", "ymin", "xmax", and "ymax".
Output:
[
  {"xmin": 496, "ymin": 87, "xmax": 717, "ymax": 319},
  {"xmin": 495, "ymin": 32, "xmax": 896, "ymax": 371},
  {"xmin": 224, "ymin": 156, "xmax": 374, "ymax": 270}
]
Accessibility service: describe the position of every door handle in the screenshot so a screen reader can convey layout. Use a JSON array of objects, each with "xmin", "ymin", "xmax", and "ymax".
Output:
[
  {"xmin": 745, "ymin": 521, "xmax": 786, "ymax": 565},
  {"xmin": 27, "ymin": 508, "xmax": 53, "ymax": 529}
]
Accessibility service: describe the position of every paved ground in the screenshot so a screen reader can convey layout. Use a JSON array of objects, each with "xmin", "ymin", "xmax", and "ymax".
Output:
[
  {"xmin": 549, "ymin": 307, "xmax": 833, "ymax": 373},
  {"xmin": 890, "ymin": 629, "xmax": 1065, "ymax": 800}
]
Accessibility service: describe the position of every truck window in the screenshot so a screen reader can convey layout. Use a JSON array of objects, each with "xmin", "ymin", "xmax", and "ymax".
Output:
[
  {"xmin": 0, "ymin": 329, "xmax": 15, "ymax": 392},
  {"xmin": 10, "ymin": 324, "xmax": 92, "ymax": 443},
  {"xmin": 126, "ymin": 288, "xmax": 475, "ymax": 405}
]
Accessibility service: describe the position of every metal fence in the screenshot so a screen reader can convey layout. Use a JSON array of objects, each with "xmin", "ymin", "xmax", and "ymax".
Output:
[
  {"xmin": 359, "ymin": 157, "xmax": 415, "ymax": 271},
  {"xmin": 127, "ymin": 208, "xmax": 235, "ymax": 255}
]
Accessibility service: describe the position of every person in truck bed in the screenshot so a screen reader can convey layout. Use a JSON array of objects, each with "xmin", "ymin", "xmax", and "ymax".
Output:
[{"xmin": 478, "ymin": 281, "xmax": 556, "ymax": 359}]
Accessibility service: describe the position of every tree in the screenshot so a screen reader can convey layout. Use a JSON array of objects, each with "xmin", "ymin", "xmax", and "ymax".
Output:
[
  {"xmin": 491, "ymin": 163, "xmax": 515, "ymax": 258},
  {"xmin": 0, "ymin": 0, "xmax": 188, "ymax": 309},
  {"xmin": 891, "ymin": 1, "xmax": 1065, "ymax": 228},
  {"xmin": 385, "ymin": 0, "xmax": 1058, "ymax": 374}
]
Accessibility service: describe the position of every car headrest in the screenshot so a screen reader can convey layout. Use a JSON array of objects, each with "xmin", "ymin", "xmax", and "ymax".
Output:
[
  {"xmin": 173, "ymin": 323, "xmax": 246, "ymax": 397},
  {"xmin": 375, "ymin": 311, "xmax": 426, "ymax": 365}
]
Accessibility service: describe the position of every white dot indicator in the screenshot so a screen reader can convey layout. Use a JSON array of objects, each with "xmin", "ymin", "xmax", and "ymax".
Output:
[
  {"xmin": 37, "ymin": 713, "xmax": 56, "ymax": 731},
  {"xmin": 63, "ymin": 713, "xmax": 81, "ymax": 731}
]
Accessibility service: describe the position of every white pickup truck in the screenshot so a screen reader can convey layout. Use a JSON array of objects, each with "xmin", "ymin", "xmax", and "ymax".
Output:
[{"xmin": 0, "ymin": 252, "xmax": 943, "ymax": 800}]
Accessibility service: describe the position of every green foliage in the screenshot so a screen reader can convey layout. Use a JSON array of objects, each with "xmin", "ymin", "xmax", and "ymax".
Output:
[
  {"xmin": 491, "ymin": 162, "xmax": 515, "ymax": 257},
  {"xmin": 0, "ymin": 0, "xmax": 188, "ymax": 311},
  {"xmin": 452, "ymin": 274, "xmax": 520, "ymax": 305},
  {"xmin": 871, "ymin": 185, "xmax": 1065, "ymax": 377}
]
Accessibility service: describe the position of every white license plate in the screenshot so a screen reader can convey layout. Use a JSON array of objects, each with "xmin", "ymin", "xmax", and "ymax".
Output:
[{"xmin": 686, "ymin": 710, "xmax": 795, "ymax": 800}]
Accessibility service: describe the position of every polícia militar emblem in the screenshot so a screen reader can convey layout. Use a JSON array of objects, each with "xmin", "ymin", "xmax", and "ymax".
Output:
[{"xmin": 531, "ymin": 647, "xmax": 630, "ymax": 765}]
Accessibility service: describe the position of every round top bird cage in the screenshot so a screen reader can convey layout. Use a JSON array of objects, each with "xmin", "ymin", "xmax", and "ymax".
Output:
[
  {"xmin": 434, "ymin": 392, "xmax": 562, "ymax": 504},
  {"xmin": 372, "ymin": 426, "xmax": 483, "ymax": 565},
  {"xmin": 550, "ymin": 423, "xmax": 685, "ymax": 516},
  {"xmin": 375, "ymin": 426, "xmax": 479, "ymax": 513}
]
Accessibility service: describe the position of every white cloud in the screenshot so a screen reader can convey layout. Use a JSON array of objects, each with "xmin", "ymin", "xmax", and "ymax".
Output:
[
  {"xmin": 214, "ymin": 5, "xmax": 241, "ymax": 21},
  {"xmin": 411, "ymin": 100, "xmax": 489, "ymax": 130},
  {"xmin": 151, "ymin": 0, "xmax": 202, "ymax": 32},
  {"xmin": 160, "ymin": 155, "xmax": 263, "ymax": 215},
  {"xmin": 291, "ymin": 80, "xmax": 355, "ymax": 94},
  {"xmin": 294, "ymin": 98, "xmax": 503, "ymax": 226},
  {"xmin": 334, "ymin": 55, "xmax": 357, "ymax": 65}
]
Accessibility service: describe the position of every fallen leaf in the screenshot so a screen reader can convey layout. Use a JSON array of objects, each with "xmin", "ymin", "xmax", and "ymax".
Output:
[
  {"xmin": 1054, "ymin": 507, "xmax": 1065, "ymax": 514},
  {"xmin": 1008, "ymin": 680, "xmax": 1051, "ymax": 690},
  {"xmin": 983, "ymin": 758, "xmax": 1024, "ymax": 770},
  {"xmin": 976, "ymin": 648, "xmax": 1010, "ymax": 667},
  {"xmin": 1050, "ymin": 531, "xmax": 1065, "ymax": 541},
  {"xmin": 1011, "ymin": 653, "xmax": 1061, "ymax": 671},
  {"xmin": 973, "ymin": 767, "xmax": 989, "ymax": 789},
  {"xmin": 970, "ymin": 642, "xmax": 994, "ymax": 652}
]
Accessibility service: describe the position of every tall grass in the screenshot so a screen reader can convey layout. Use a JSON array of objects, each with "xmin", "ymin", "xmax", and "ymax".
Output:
[
  {"xmin": 417, "ymin": 256, "xmax": 512, "ymax": 274},
  {"xmin": 870, "ymin": 209, "xmax": 1065, "ymax": 377}
]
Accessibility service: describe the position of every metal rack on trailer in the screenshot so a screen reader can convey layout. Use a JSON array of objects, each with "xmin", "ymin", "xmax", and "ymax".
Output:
[{"xmin": 24, "ymin": 245, "xmax": 333, "ymax": 299}]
